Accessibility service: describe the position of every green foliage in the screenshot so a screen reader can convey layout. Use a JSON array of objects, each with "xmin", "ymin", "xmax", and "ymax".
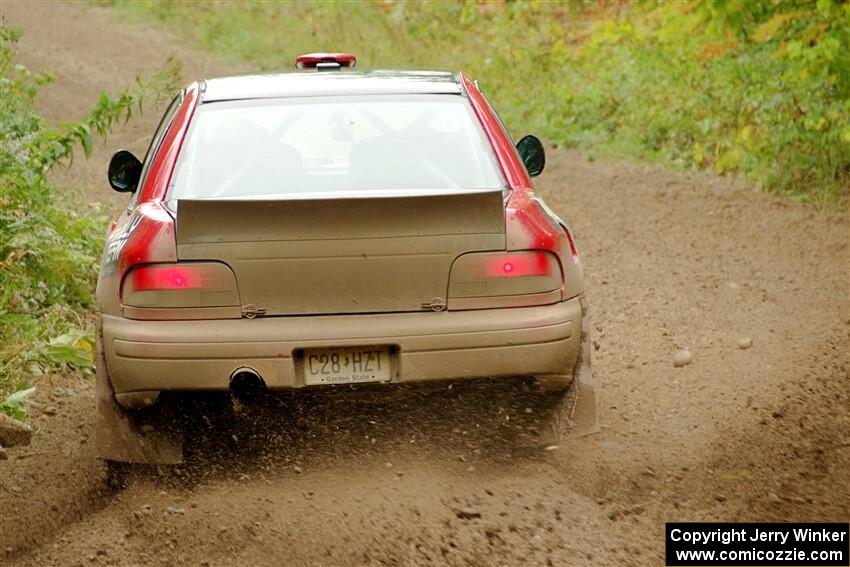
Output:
[
  {"xmin": 722, "ymin": 468, "xmax": 753, "ymax": 481},
  {"xmin": 0, "ymin": 383, "xmax": 36, "ymax": 422},
  {"xmin": 107, "ymin": 0, "xmax": 848, "ymax": 204},
  {"xmin": 0, "ymin": 25, "xmax": 179, "ymax": 416},
  {"xmin": 43, "ymin": 329, "xmax": 96, "ymax": 370}
]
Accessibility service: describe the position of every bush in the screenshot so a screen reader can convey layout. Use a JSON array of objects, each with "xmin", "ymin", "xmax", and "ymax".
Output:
[
  {"xmin": 547, "ymin": 0, "xmax": 850, "ymax": 203},
  {"xmin": 0, "ymin": 26, "xmax": 178, "ymax": 414},
  {"xmin": 107, "ymin": 0, "xmax": 849, "ymax": 204}
]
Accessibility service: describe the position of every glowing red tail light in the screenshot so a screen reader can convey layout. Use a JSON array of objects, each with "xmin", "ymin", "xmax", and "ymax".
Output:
[
  {"xmin": 130, "ymin": 265, "xmax": 204, "ymax": 291},
  {"xmin": 486, "ymin": 252, "xmax": 552, "ymax": 278},
  {"xmin": 448, "ymin": 250, "xmax": 563, "ymax": 310},
  {"xmin": 121, "ymin": 263, "xmax": 239, "ymax": 312}
]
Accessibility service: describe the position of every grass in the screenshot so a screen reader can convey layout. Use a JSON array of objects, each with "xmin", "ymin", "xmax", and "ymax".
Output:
[{"xmin": 101, "ymin": 0, "xmax": 850, "ymax": 206}]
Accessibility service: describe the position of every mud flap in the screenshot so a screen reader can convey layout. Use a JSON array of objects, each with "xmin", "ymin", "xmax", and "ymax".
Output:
[
  {"xmin": 95, "ymin": 324, "xmax": 183, "ymax": 464},
  {"xmin": 560, "ymin": 300, "xmax": 600, "ymax": 439}
]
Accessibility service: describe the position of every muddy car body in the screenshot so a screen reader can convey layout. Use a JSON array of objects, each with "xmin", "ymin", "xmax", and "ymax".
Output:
[{"xmin": 95, "ymin": 54, "xmax": 596, "ymax": 464}]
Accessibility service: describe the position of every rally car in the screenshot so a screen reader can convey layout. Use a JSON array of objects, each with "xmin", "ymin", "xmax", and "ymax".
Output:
[{"xmin": 96, "ymin": 53, "xmax": 596, "ymax": 465}]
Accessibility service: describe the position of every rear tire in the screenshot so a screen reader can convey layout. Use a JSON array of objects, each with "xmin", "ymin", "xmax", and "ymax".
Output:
[
  {"xmin": 534, "ymin": 373, "xmax": 573, "ymax": 392},
  {"xmin": 96, "ymin": 320, "xmax": 184, "ymax": 464},
  {"xmin": 535, "ymin": 297, "xmax": 598, "ymax": 442},
  {"xmin": 104, "ymin": 459, "xmax": 132, "ymax": 490},
  {"xmin": 535, "ymin": 380, "xmax": 579, "ymax": 442}
]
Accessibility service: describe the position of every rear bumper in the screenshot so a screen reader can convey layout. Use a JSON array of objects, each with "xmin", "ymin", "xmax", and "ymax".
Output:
[{"xmin": 101, "ymin": 297, "xmax": 583, "ymax": 399}]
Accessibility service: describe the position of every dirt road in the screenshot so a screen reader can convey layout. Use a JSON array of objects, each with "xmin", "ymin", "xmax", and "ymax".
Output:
[{"xmin": 1, "ymin": 3, "xmax": 847, "ymax": 566}]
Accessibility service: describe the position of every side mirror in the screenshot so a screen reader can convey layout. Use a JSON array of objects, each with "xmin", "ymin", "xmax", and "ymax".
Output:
[
  {"xmin": 108, "ymin": 150, "xmax": 142, "ymax": 193},
  {"xmin": 516, "ymin": 134, "xmax": 545, "ymax": 177}
]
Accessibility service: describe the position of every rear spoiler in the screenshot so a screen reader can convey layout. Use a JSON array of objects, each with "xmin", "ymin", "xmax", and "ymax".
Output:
[{"xmin": 175, "ymin": 191, "xmax": 506, "ymax": 245}]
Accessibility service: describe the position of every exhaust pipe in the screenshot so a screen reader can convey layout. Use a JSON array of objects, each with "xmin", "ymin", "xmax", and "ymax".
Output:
[{"xmin": 229, "ymin": 367, "xmax": 266, "ymax": 401}]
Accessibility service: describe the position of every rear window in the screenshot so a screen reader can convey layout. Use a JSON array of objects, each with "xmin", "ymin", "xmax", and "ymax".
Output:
[{"xmin": 167, "ymin": 94, "xmax": 504, "ymax": 202}]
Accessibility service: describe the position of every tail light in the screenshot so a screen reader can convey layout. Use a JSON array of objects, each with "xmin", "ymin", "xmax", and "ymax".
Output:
[
  {"xmin": 505, "ymin": 191, "xmax": 584, "ymax": 302},
  {"xmin": 129, "ymin": 265, "xmax": 206, "ymax": 292},
  {"xmin": 121, "ymin": 262, "xmax": 240, "ymax": 319},
  {"xmin": 448, "ymin": 251, "xmax": 563, "ymax": 310},
  {"xmin": 484, "ymin": 252, "xmax": 553, "ymax": 278}
]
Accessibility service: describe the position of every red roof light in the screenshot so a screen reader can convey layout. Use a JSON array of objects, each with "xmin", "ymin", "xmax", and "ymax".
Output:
[{"xmin": 295, "ymin": 53, "xmax": 356, "ymax": 69}]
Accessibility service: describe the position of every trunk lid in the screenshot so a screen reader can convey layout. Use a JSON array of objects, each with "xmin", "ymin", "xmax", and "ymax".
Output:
[{"xmin": 175, "ymin": 191, "xmax": 505, "ymax": 316}]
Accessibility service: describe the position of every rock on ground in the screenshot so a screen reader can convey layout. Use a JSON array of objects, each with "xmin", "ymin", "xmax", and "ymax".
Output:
[{"xmin": 0, "ymin": 413, "xmax": 33, "ymax": 448}]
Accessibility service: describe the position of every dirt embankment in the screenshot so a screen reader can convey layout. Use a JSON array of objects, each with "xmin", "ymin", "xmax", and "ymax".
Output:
[{"xmin": 1, "ymin": 2, "xmax": 847, "ymax": 566}]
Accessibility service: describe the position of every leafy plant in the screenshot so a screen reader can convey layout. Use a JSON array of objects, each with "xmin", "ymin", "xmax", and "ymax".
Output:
[
  {"xmin": 0, "ymin": 383, "xmax": 36, "ymax": 422},
  {"xmin": 0, "ymin": 25, "xmax": 179, "ymax": 404},
  {"xmin": 41, "ymin": 329, "xmax": 96, "ymax": 372}
]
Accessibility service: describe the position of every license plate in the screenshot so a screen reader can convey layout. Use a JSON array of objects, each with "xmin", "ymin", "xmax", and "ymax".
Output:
[{"xmin": 303, "ymin": 347, "xmax": 392, "ymax": 385}]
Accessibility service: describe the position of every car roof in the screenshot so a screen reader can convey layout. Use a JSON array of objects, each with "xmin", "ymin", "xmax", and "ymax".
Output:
[{"xmin": 200, "ymin": 69, "xmax": 462, "ymax": 103}]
